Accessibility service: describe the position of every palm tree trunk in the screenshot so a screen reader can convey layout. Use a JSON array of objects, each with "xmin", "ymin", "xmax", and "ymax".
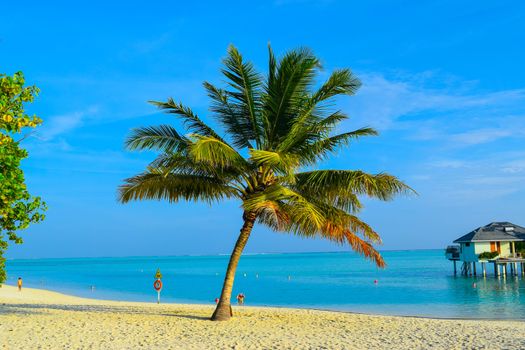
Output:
[{"xmin": 211, "ymin": 211, "xmax": 256, "ymax": 321}]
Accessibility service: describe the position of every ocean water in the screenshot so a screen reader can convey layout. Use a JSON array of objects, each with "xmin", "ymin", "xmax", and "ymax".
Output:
[{"xmin": 5, "ymin": 250, "xmax": 525, "ymax": 319}]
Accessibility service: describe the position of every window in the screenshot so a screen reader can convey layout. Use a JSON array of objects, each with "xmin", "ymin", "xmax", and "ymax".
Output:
[{"xmin": 465, "ymin": 242, "xmax": 470, "ymax": 247}]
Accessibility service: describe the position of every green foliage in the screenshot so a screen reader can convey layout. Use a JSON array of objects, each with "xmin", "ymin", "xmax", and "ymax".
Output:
[
  {"xmin": 0, "ymin": 72, "xmax": 47, "ymax": 283},
  {"xmin": 515, "ymin": 242, "xmax": 525, "ymax": 254},
  {"xmin": 120, "ymin": 45, "xmax": 414, "ymax": 268},
  {"xmin": 478, "ymin": 251, "xmax": 499, "ymax": 260}
]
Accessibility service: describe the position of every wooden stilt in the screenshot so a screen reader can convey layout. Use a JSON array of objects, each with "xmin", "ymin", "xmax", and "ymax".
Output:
[
  {"xmin": 503, "ymin": 264, "xmax": 507, "ymax": 277},
  {"xmin": 482, "ymin": 262, "xmax": 486, "ymax": 277},
  {"xmin": 473, "ymin": 262, "xmax": 477, "ymax": 276},
  {"xmin": 514, "ymin": 263, "xmax": 518, "ymax": 276},
  {"xmin": 453, "ymin": 260, "xmax": 457, "ymax": 275},
  {"xmin": 494, "ymin": 262, "xmax": 499, "ymax": 277}
]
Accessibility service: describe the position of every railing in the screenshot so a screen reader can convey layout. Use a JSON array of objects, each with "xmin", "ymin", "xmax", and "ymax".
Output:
[{"xmin": 445, "ymin": 245, "xmax": 460, "ymax": 259}]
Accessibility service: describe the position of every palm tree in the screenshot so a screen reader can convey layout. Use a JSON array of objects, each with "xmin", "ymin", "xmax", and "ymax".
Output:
[{"xmin": 119, "ymin": 45, "xmax": 412, "ymax": 321}]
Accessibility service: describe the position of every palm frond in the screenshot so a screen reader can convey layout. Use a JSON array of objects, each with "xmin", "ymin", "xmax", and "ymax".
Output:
[
  {"xmin": 316, "ymin": 111, "xmax": 349, "ymax": 129},
  {"xmin": 189, "ymin": 135, "xmax": 248, "ymax": 169},
  {"xmin": 149, "ymin": 98, "xmax": 225, "ymax": 142},
  {"xmin": 220, "ymin": 45, "xmax": 263, "ymax": 147},
  {"xmin": 255, "ymin": 200, "xmax": 290, "ymax": 231},
  {"xmin": 295, "ymin": 203, "xmax": 385, "ymax": 266},
  {"xmin": 248, "ymin": 149, "xmax": 299, "ymax": 176},
  {"xmin": 243, "ymin": 184, "xmax": 325, "ymax": 230},
  {"xmin": 203, "ymin": 81, "xmax": 254, "ymax": 149},
  {"xmin": 315, "ymin": 203, "xmax": 382, "ymax": 243},
  {"xmin": 312, "ymin": 69, "xmax": 361, "ymax": 103},
  {"xmin": 255, "ymin": 194, "xmax": 385, "ymax": 267},
  {"xmin": 262, "ymin": 44, "xmax": 277, "ymax": 145},
  {"xmin": 118, "ymin": 170, "xmax": 239, "ymax": 204},
  {"xmin": 343, "ymin": 231, "xmax": 385, "ymax": 267},
  {"xmin": 264, "ymin": 47, "xmax": 320, "ymax": 146},
  {"xmin": 149, "ymin": 152, "xmax": 242, "ymax": 181},
  {"xmin": 282, "ymin": 69, "xmax": 361, "ymax": 142},
  {"xmin": 290, "ymin": 181, "xmax": 363, "ymax": 213},
  {"xmin": 276, "ymin": 111, "xmax": 350, "ymax": 153},
  {"xmin": 294, "ymin": 170, "xmax": 415, "ymax": 201},
  {"xmin": 296, "ymin": 127, "xmax": 378, "ymax": 165},
  {"xmin": 125, "ymin": 125, "xmax": 187, "ymax": 152}
]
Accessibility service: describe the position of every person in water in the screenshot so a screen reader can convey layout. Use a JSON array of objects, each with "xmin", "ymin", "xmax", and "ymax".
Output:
[
  {"xmin": 236, "ymin": 293, "xmax": 245, "ymax": 305},
  {"xmin": 17, "ymin": 277, "xmax": 23, "ymax": 291}
]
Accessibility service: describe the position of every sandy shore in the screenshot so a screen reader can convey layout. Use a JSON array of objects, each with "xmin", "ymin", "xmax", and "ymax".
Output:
[{"xmin": 1, "ymin": 285, "xmax": 524, "ymax": 349}]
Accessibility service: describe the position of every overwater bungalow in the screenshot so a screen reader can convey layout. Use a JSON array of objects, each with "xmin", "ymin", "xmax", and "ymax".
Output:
[{"xmin": 445, "ymin": 222, "xmax": 525, "ymax": 277}]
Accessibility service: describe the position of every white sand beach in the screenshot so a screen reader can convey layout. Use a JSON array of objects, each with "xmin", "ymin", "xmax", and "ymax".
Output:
[{"xmin": 1, "ymin": 285, "xmax": 524, "ymax": 349}]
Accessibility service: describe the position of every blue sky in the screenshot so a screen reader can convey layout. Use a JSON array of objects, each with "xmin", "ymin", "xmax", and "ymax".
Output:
[{"xmin": 2, "ymin": 0, "xmax": 525, "ymax": 258}]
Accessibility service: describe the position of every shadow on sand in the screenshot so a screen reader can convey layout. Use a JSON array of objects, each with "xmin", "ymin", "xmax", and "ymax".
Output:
[{"xmin": 0, "ymin": 303, "xmax": 211, "ymax": 320}]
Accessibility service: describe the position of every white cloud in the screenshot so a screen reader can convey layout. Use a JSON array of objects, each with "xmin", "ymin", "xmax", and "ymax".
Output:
[
  {"xmin": 346, "ymin": 72, "xmax": 525, "ymax": 135},
  {"xmin": 35, "ymin": 75, "xmax": 207, "ymax": 122},
  {"xmin": 429, "ymin": 160, "xmax": 469, "ymax": 169},
  {"xmin": 410, "ymin": 174, "xmax": 431, "ymax": 181},
  {"xmin": 449, "ymin": 128, "xmax": 516, "ymax": 146},
  {"xmin": 463, "ymin": 175, "xmax": 525, "ymax": 186},
  {"xmin": 446, "ymin": 187, "xmax": 520, "ymax": 201},
  {"xmin": 39, "ymin": 106, "xmax": 99, "ymax": 140},
  {"xmin": 501, "ymin": 159, "xmax": 525, "ymax": 174},
  {"xmin": 419, "ymin": 152, "xmax": 525, "ymax": 202}
]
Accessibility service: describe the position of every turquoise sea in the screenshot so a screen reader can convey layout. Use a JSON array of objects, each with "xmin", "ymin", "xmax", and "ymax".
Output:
[{"xmin": 5, "ymin": 250, "xmax": 525, "ymax": 320}]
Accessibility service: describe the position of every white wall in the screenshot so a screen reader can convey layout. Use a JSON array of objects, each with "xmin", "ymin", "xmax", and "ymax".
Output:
[
  {"xmin": 500, "ymin": 242, "xmax": 512, "ymax": 257},
  {"xmin": 474, "ymin": 242, "xmax": 491, "ymax": 257},
  {"xmin": 461, "ymin": 241, "xmax": 514, "ymax": 261}
]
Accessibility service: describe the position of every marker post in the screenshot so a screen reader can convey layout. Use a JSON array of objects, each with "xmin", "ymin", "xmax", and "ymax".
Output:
[{"xmin": 153, "ymin": 268, "xmax": 163, "ymax": 304}]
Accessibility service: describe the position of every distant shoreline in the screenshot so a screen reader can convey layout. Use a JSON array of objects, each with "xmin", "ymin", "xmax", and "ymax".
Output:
[{"xmin": 6, "ymin": 247, "xmax": 444, "ymax": 261}]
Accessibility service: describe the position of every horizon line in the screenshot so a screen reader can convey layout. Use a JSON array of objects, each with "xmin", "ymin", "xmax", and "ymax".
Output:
[{"xmin": 7, "ymin": 248, "xmax": 444, "ymax": 262}]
